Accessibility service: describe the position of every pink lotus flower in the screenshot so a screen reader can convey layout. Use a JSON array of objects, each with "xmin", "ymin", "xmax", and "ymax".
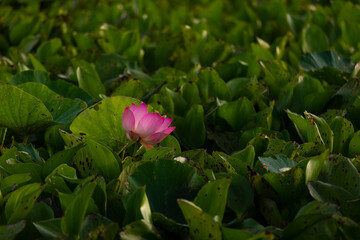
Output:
[{"xmin": 122, "ymin": 103, "xmax": 176, "ymax": 148}]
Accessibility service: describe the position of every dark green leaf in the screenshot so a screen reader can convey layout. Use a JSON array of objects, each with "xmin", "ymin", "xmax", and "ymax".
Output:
[
  {"xmin": 330, "ymin": 117, "xmax": 354, "ymax": 155},
  {"xmin": 124, "ymin": 160, "xmax": 204, "ymax": 223},
  {"xmin": 319, "ymin": 155, "xmax": 360, "ymax": 197},
  {"xmin": 70, "ymin": 96, "xmax": 141, "ymax": 152},
  {"xmin": 231, "ymin": 145, "xmax": 256, "ymax": 167},
  {"xmin": 0, "ymin": 173, "xmax": 32, "ymax": 195},
  {"xmin": 222, "ymin": 227, "xmax": 253, "ymax": 240},
  {"xmin": 42, "ymin": 144, "xmax": 83, "ymax": 178},
  {"xmin": 81, "ymin": 139, "xmax": 121, "ymax": 180},
  {"xmin": 263, "ymin": 167, "xmax": 305, "ymax": 203},
  {"xmin": 301, "ymin": 24, "xmax": 329, "ymax": 53},
  {"xmin": 198, "ymin": 68, "xmax": 231, "ymax": 101},
  {"xmin": 33, "ymin": 218, "xmax": 63, "ymax": 239},
  {"xmin": 5, "ymin": 183, "xmax": 45, "ymax": 224},
  {"xmin": 44, "ymin": 97, "xmax": 87, "ymax": 124},
  {"xmin": 76, "ymin": 62, "xmax": 105, "ymax": 101},
  {"xmin": 79, "ymin": 214, "xmax": 113, "ymax": 240},
  {"xmin": 308, "ymin": 181, "xmax": 355, "ymax": 203},
  {"xmin": 300, "ymin": 51, "xmax": 355, "ymax": 85},
  {"xmin": 259, "ymin": 154, "xmax": 297, "ymax": 174},
  {"xmin": 35, "ymin": 38, "xmax": 62, "ymax": 62},
  {"xmin": 0, "ymin": 220, "xmax": 26, "ymax": 240},
  {"xmin": 217, "ymin": 97, "xmax": 256, "ymax": 131},
  {"xmin": 193, "ymin": 178, "xmax": 231, "ymax": 223},
  {"xmin": 178, "ymin": 105, "xmax": 206, "ymax": 149},
  {"xmin": 0, "ymin": 84, "xmax": 54, "ymax": 135},
  {"xmin": 10, "ymin": 70, "xmax": 49, "ymax": 86},
  {"xmin": 178, "ymin": 199, "xmax": 222, "ymax": 240},
  {"xmin": 123, "ymin": 186, "xmax": 152, "ymax": 225},
  {"xmin": 216, "ymin": 173, "xmax": 254, "ymax": 218},
  {"xmin": 305, "ymin": 150, "xmax": 329, "ymax": 183},
  {"xmin": 61, "ymin": 181, "xmax": 97, "ymax": 236},
  {"xmin": 348, "ymin": 130, "xmax": 360, "ymax": 157},
  {"xmin": 44, "ymin": 164, "xmax": 76, "ymax": 194},
  {"xmin": 120, "ymin": 220, "xmax": 161, "ymax": 240},
  {"xmin": 142, "ymin": 147, "xmax": 176, "ymax": 162}
]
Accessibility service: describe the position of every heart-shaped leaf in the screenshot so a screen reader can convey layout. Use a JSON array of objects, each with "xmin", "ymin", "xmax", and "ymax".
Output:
[
  {"xmin": 0, "ymin": 84, "xmax": 54, "ymax": 135},
  {"xmin": 259, "ymin": 154, "xmax": 297, "ymax": 174},
  {"xmin": 123, "ymin": 160, "xmax": 204, "ymax": 223},
  {"xmin": 300, "ymin": 51, "xmax": 355, "ymax": 85},
  {"xmin": 178, "ymin": 199, "xmax": 222, "ymax": 240},
  {"xmin": 70, "ymin": 96, "xmax": 141, "ymax": 152},
  {"xmin": 5, "ymin": 183, "xmax": 45, "ymax": 224},
  {"xmin": 61, "ymin": 181, "xmax": 97, "ymax": 236},
  {"xmin": 193, "ymin": 177, "xmax": 231, "ymax": 223}
]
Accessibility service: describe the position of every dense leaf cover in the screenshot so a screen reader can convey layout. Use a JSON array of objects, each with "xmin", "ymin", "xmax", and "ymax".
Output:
[{"xmin": 1, "ymin": 0, "xmax": 360, "ymax": 239}]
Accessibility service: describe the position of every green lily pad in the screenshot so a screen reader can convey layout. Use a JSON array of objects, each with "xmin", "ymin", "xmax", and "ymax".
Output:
[
  {"xmin": 5, "ymin": 183, "xmax": 45, "ymax": 224},
  {"xmin": 348, "ymin": 130, "xmax": 360, "ymax": 157},
  {"xmin": 44, "ymin": 164, "xmax": 77, "ymax": 194},
  {"xmin": 263, "ymin": 166, "xmax": 305, "ymax": 203},
  {"xmin": 193, "ymin": 177, "xmax": 231, "ymax": 223},
  {"xmin": 76, "ymin": 61, "xmax": 106, "ymax": 101},
  {"xmin": 301, "ymin": 24, "xmax": 329, "ymax": 53},
  {"xmin": 46, "ymin": 79, "xmax": 94, "ymax": 106},
  {"xmin": 308, "ymin": 181, "xmax": 355, "ymax": 204},
  {"xmin": 123, "ymin": 159, "xmax": 204, "ymax": 223},
  {"xmin": 319, "ymin": 154, "xmax": 360, "ymax": 197},
  {"xmin": 44, "ymin": 97, "xmax": 87, "ymax": 124},
  {"xmin": 81, "ymin": 139, "xmax": 121, "ymax": 180},
  {"xmin": 305, "ymin": 150, "xmax": 329, "ymax": 183},
  {"xmin": 16, "ymin": 82, "xmax": 87, "ymax": 124},
  {"xmin": 0, "ymin": 173, "xmax": 32, "ymax": 195},
  {"xmin": 259, "ymin": 154, "xmax": 297, "ymax": 174},
  {"xmin": 0, "ymin": 220, "xmax": 26, "ymax": 240},
  {"xmin": 123, "ymin": 186, "xmax": 152, "ymax": 225},
  {"xmin": 120, "ymin": 219, "xmax": 161, "ymax": 240},
  {"xmin": 222, "ymin": 227, "xmax": 253, "ymax": 240},
  {"xmin": 10, "ymin": 70, "xmax": 49, "ymax": 86},
  {"xmin": 0, "ymin": 148, "xmax": 43, "ymax": 183},
  {"xmin": 0, "ymin": 84, "xmax": 54, "ymax": 135},
  {"xmin": 217, "ymin": 97, "xmax": 256, "ymax": 131},
  {"xmin": 35, "ymin": 38, "xmax": 62, "ymax": 62},
  {"xmin": 70, "ymin": 96, "xmax": 141, "ymax": 152},
  {"xmin": 178, "ymin": 199, "xmax": 222, "ymax": 240},
  {"xmin": 33, "ymin": 218, "xmax": 64, "ymax": 239},
  {"xmin": 282, "ymin": 201, "xmax": 338, "ymax": 240},
  {"xmin": 61, "ymin": 181, "xmax": 97, "ymax": 236},
  {"xmin": 177, "ymin": 105, "xmax": 206, "ymax": 149},
  {"xmin": 17, "ymin": 82, "xmax": 60, "ymax": 102},
  {"xmin": 330, "ymin": 116, "xmax": 354, "ymax": 155},
  {"xmin": 216, "ymin": 173, "xmax": 254, "ymax": 218},
  {"xmin": 42, "ymin": 144, "xmax": 83, "ymax": 178},
  {"xmin": 78, "ymin": 214, "xmax": 113, "ymax": 240},
  {"xmin": 300, "ymin": 51, "xmax": 355, "ymax": 85},
  {"xmin": 197, "ymin": 67, "xmax": 231, "ymax": 102},
  {"xmin": 141, "ymin": 147, "xmax": 176, "ymax": 162}
]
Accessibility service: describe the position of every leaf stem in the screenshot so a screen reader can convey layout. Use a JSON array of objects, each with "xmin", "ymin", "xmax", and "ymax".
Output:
[
  {"xmin": 23, "ymin": 135, "xmax": 29, "ymax": 144},
  {"xmin": 118, "ymin": 142, "xmax": 134, "ymax": 160},
  {"xmin": 0, "ymin": 128, "xmax": 7, "ymax": 148},
  {"xmin": 141, "ymin": 81, "xmax": 167, "ymax": 102}
]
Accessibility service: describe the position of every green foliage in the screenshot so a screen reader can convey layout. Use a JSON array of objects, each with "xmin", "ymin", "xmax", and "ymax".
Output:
[
  {"xmin": 259, "ymin": 154, "xmax": 297, "ymax": 174},
  {"xmin": 61, "ymin": 181, "xmax": 97, "ymax": 236},
  {"xmin": 0, "ymin": 221, "xmax": 26, "ymax": 240},
  {"xmin": 121, "ymin": 159, "xmax": 204, "ymax": 223},
  {"xmin": 178, "ymin": 200, "xmax": 222, "ymax": 240},
  {"xmin": 5, "ymin": 183, "xmax": 45, "ymax": 224},
  {"xmin": 70, "ymin": 96, "xmax": 141, "ymax": 152},
  {"xmin": 1, "ymin": 0, "xmax": 360, "ymax": 239},
  {"xmin": 0, "ymin": 84, "xmax": 54, "ymax": 135}
]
